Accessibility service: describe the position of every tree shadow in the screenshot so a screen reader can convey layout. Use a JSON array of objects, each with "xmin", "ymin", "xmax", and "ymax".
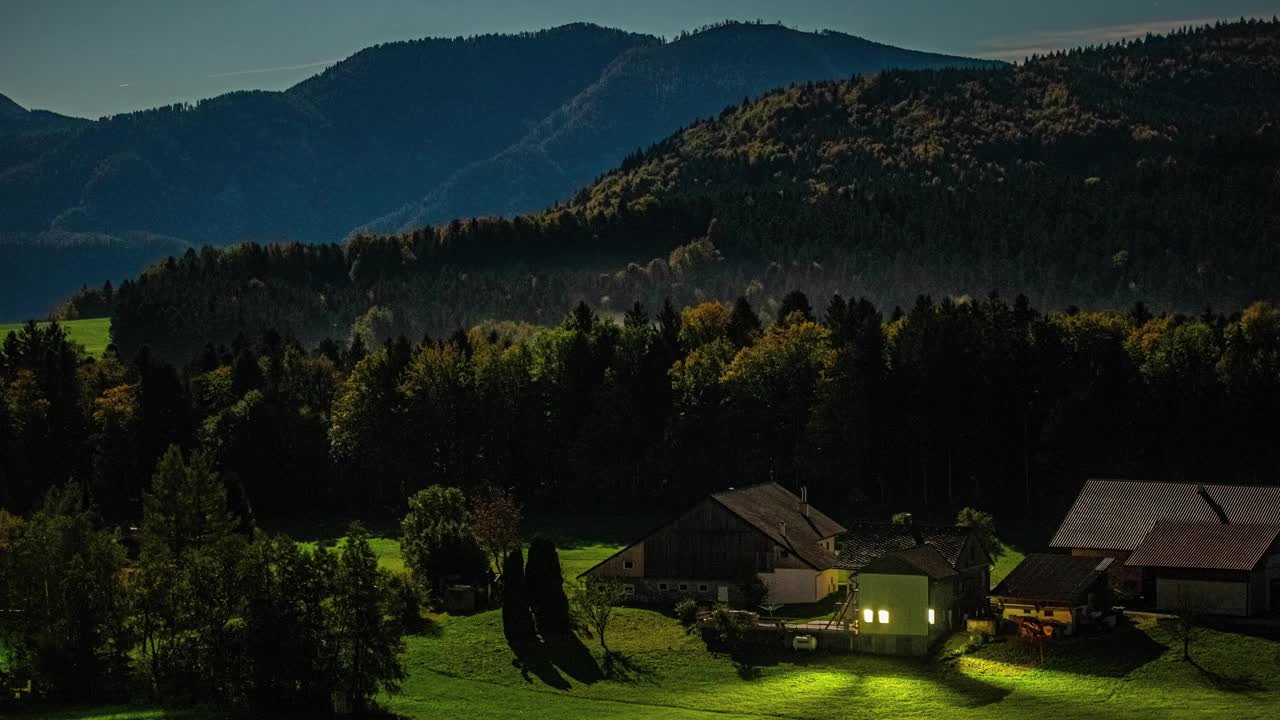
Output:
[
  {"xmin": 508, "ymin": 636, "xmax": 571, "ymax": 690},
  {"xmin": 1188, "ymin": 657, "xmax": 1266, "ymax": 693},
  {"xmin": 602, "ymin": 650, "xmax": 656, "ymax": 683},
  {"xmin": 543, "ymin": 633, "xmax": 604, "ymax": 685}
]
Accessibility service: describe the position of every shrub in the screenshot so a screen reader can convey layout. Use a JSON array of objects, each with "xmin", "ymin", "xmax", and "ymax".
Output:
[
  {"xmin": 704, "ymin": 604, "xmax": 747, "ymax": 651},
  {"xmin": 675, "ymin": 597, "xmax": 699, "ymax": 629}
]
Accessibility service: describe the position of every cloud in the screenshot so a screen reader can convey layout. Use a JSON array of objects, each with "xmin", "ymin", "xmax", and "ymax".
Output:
[
  {"xmin": 208, "ymin": 58, "xmax": 341, "ymax": 79},
  {"xmin": 975, "ymin": 16, "xmax": 1234, "ymax": 61}
]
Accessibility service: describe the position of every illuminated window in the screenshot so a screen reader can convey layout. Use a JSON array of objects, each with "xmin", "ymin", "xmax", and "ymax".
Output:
[
  {"xmin": 878, "ymin": 610, "xmax": 890, "ymax": 624},
  {"xmin": 862, "ymin": 608, "xmax": 874, "ymax": 623},
  {"xmin": 928, "ymin": 608, "xmax": 936, "ymax": 625}
]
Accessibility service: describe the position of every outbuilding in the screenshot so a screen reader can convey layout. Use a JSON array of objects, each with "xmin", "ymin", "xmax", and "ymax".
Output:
[
  {"xmin": 990, "ymin": 553, "xmax": 1113, "ymax": 635},
  {"xmin": 1124, "ymin": 520, "xmax": 1280, "ymax": 617}
]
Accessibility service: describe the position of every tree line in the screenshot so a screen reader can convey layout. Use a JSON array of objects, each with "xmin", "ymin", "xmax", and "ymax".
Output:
[{"xmin": 6, "ymin": 292, "xmax": 1280, "ymax": 530}]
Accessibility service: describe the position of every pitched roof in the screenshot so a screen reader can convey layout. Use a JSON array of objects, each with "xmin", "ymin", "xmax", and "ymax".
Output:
[
  {"xmin": 1124, "ymin": 521, "xmax": 1280, "ymax": 571},
  {"xmin": 1050, "ymin": 479, "xmax": 1280, "ymax": 552},
  {"xmin": 834, "ymin": 522, "xmax": 978, "ymax": 572},
  {"xmin": 861, "ymin": 545, "xmax": 958, "ymax": 579},
  {"xmin": 991, "ymin": 554, "xmax": 1113, "ymax": 605},
  {"xmin": 711, "ymin": 483, "xmax": 847, "ymax": 571}
]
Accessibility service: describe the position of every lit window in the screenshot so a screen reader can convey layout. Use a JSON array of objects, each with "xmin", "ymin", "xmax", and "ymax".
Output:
[
  {"xmin": 878, "ymin": 610, "xmax": 890, "ymax": 624},
  {"xmin": 623, "ymin": 560, "xmax": 634, "ymax": 570},
  {"xmin": 928, "ymin": 608, "xmax": 936, "ymax": 625},
  {"xmin": 863, "ymin": 608, "xmax": 874, "ymax": 623}
]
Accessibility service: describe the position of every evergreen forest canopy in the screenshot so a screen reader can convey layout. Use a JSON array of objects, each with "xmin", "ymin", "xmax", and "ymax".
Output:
[
  {"xmin": 70, "ymin": 19, "xmax": 1280, "ymax": 361},
  {"xmin": 4, "ymin": 292, "xmax": 1279, "ymax": 535},
  {"xmin": 0, "ymin": 21, "xmax": 993, "ymax": 320}
]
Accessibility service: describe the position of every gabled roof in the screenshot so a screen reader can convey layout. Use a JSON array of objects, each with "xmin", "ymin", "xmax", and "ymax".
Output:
[
  {"xmin": 711, "ymin": 483, "xmax": 846, "ymax": 571},
  {"xmin": 1125, "ymin": 521, "xmax": 1280, "ymax": 572},
  {"xmin": 1049, "ymin": 479, "xmax": 1280, "ymax": 552},
  {"xmin": 991, "ymin": 554, "xmax": 1113, "ymax": 605},
  {"xmin": 834, "ymin": 522, "xmax": 980, "ymax": 572},
  {"xmin": 861, "ymin": 545, "xmax": 958, "ymax": 580},
  {"xmin": 578, "ymin": 482, "xmax": 845, "ymax": 577}
]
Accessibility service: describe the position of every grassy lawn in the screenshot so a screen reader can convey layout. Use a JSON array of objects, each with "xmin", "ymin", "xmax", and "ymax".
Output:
[
  {"xmin": 0, "ymin": 317, "xmax": 111, "ymax": 356},
  {"xmin": 991, "ymin": 544, "xmax": 1025, "ymax": 587},
  {"xmin": 19, "ymin": 533, "xmax": 1280, "ymax": 719}
]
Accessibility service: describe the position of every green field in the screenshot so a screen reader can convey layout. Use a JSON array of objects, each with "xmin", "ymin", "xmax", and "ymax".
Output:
[
  {"xmin": 16, "ymin": 535, "xmax": 1280, "ymax": 720},
  {"xmin": 0, "ymin": 317, "xmax": 111, "ymax": 356}
]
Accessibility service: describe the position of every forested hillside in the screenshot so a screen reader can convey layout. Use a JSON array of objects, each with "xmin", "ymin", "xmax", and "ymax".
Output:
[
  {"xmin": 0, "ymin": 22, "xmax": 991, "ymax": 321},
  {"xmin": 4, "ymin": 294, "xmax": 1279, "ymax": 540},
  {"xmin": 90, "ymin": 20, "xmax": 1280, "ymax": 363},
  {"xmin": 363, "ymin": 22, "xmax": 997, "ymax": 234}
]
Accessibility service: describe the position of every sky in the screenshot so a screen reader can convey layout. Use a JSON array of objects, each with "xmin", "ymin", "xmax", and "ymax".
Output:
[{"xmin": 2, "ymin": 0, "xmax": 1277, "ymax": 119}]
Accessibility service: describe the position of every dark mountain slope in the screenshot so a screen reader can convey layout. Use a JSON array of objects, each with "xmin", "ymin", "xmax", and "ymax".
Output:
[
  {"xmin": 362, "ymin": 22, "xmax": 999, "ymax": 234},
  {"xmin": 0, "ymin": 24, "xmax": 654, "ymax": 245},
  {"xmin": 92, "ymin": 20, "xmax": 1280, "ymax": 360},
  {"xmin": 0, "ymin": 93, "xmax": 88, "ymax": 136}
]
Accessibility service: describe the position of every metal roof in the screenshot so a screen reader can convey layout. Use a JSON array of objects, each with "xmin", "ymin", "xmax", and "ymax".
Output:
[
  {"xmin": 1049, "ymin": 479, "xmax": 1280, "ymax": 552},
  {"xmin": 1125, "ymin": 521, "xmax": 1280, "ymax": 571},
  {"xmin": 834, "ymin": 522, "xmax": 977, "ymax": 572},
  {"xmin": 991, "ymin": 553, "xmax": 1112, "ymax": 605}
]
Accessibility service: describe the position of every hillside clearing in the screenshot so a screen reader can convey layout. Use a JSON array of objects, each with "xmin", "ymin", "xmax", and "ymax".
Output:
[{"xmin": 0, "ymin": 317, "xmax": 111, "ymax": 356}]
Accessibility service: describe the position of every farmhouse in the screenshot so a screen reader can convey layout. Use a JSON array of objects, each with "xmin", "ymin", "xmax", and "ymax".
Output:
[
  {"xmin": 580, "ymin": 483, "xmax": 846, "ymax": 605},
  {"xmin": 834, "ymin": 518, "xmax": 992, "ymax": 615},
  {"xmin": 990, "ymin": 553, "xmax": 1113, "ymax": 635},
  {"xmin": 1050, "ymin": 479, "xmax": 1280, "ymax": 597},
  {"xmin": 1124, "ymin": 520, "xmax": 1280, "ymax": 616}
]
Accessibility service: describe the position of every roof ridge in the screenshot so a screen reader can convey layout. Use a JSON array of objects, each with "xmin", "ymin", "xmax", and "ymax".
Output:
[{"xmin": 1087, "ymin": 478, "xmax": 1280, "ymax": 491}]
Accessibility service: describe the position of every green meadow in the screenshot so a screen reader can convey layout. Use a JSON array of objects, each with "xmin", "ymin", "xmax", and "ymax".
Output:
[
  {"xmin": 22, "ymin": 533, "xmax": 1280, "ymax": 720},
  {"xmin": 0, "ymin": 317, "xmax": 112, "ymax": 356}
]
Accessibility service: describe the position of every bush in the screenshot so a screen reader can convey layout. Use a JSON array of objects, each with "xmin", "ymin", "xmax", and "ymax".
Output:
[
  {"xmin": 703, "ymin": 604, "xmax": 747, "ymax": 651},
  {"xmin": 675, "ymin": 597, "xmax": 699, "ymax": 629}
]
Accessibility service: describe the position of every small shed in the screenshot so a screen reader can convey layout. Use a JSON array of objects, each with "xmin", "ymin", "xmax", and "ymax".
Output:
[
  {"xmin": 990, "ymin": 554, "xmax": 1112, "ymax": 634},
  {"xmin": 854, "ymin": 545, "xmax": 957, "ymax": 656}
]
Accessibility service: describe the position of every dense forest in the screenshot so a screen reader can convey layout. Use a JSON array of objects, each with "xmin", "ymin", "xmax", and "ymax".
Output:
[
  {"xmin": 73, "ymin": 20, "xmax": 1280, "ymax": 359},
  {"xmin": 0, "ymin": 22, "xmax": 989, "ymax": 320},
  {"xmin": 6, "ymin": 292, "xmax": 1280, "ymax": 538}
]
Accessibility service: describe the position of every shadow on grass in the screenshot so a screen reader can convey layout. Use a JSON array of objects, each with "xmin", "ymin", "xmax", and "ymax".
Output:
[
  {"xmin": 932, "ymin": 665, "xmax": 1014, "ymax": 708},
  {"xmin": 602, "ymin": 650, "xmax": 656, "ymax": 683},
  {"xmin": 1189, "ymin": 657, "xmax": 1266, "ymax": 693},
  {"xmin": 508, "ymin": 633, "xmax": 608, "ymax": 689},
  {"xmin": 1039, "ymin": 617, "xmax": 1165, "ymax": 678}
]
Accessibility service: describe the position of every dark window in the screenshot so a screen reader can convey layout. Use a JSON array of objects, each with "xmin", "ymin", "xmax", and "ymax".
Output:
[
  {"xmin": 622, "ymin": 560, "xmax": 634, "ymax": 570},
  {"xmin": 699, "ymin": 584, "xmax": 709, "ymax": 592},
  {"xmin": 780, "ymin": 550, "xmax": 789, "ymax": 559},
  {"xmin": 658, "ymin": 583, "xmax": 668, "ymax": 591},
  {"xmin": 679, "ymin": 584, "xmax": 689, "ymax": 591}
]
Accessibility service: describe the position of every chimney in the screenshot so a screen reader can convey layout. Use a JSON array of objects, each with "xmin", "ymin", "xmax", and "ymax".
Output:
[
  {"xmin": 801, "ymin": 486, "xmax": 810, "ymax": 517},
  {"xmin": 1197, "ymin": 485, "xmax": 1230, "ymax": 524}
]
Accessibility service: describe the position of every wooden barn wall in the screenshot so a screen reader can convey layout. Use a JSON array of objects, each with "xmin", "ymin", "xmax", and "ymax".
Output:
[{"xmin": 644, "ymin": 498, "xmax": 781, "ymax": 579}]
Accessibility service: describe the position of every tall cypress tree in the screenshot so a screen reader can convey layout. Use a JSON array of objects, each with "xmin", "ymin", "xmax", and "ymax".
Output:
[
  {"xmin": 501, "ymin": 549, "xmax": 536, "ymax": 645},
  {"xmin": 525, "ymin": 537, "xmax": 573, "ymax": 636}
]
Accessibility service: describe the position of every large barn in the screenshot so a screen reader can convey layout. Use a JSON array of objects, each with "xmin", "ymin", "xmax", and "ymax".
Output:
[
  {"xmin": 1050, "ymin": 479, "xmax": 1280, "ymax": 614},
  {"xmin": 579, "ymin": 483, "xmax": 846, "ymax": 605}
]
